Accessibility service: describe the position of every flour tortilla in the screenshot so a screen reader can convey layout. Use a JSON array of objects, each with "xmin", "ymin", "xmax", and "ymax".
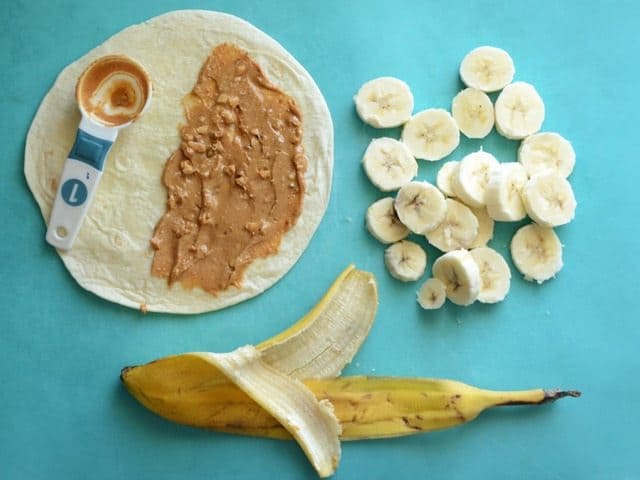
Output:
[{"xmin": 24, "ymin": 10, "xmax": 333, "ymax": 314}]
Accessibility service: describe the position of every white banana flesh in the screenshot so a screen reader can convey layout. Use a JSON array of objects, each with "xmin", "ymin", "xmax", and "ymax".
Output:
[
  {"xmin": 452, "ymin": 150, "xmax": 500, "ymax": 208},
  {"xmin": 451, "ymin": 88, "xmax": 495, "ymax": 138},
  {"xmin": 417, "ymin": 277, "xmax": 447, "ymax": 310},
  {"xmin": 366, "ymin": 197, "xmax": 410, "ymax": 244},
  {"xmin": 459, "ymin": 46, "xmax": 515, "ymax": 93},
  {"xmin": 518, "ymin": 132, "xmax": 576, "ymax": 178},
  {"xmin": 521, "ymin": 172, "xmax": 577, "ymax": 227},
  {"xmin": 485, "ymin": 162, "xmax": 529, "ymax": 221},
  {"xmin": 354, "ymin": 77, "xmax": 414, "ymax": 128},
  {"xmin": 362, "ymin": 137, "xmax": 418, "ymax": 191},
  {"xmin": 469, "ymin": 247, "xmax": 511, "ymax": 303},
  {"xmin": 395, "ymin": 181, "xmax": 447, "ymax": 234},
  {"xmin": 510, "ymin": 224, "xmax": 563, "ymax": 283},
  {"xmin": 432, "ymin": 249, "xmax": 481, "ymax": 306},
  {"xmin": 385, "ymin": 240, "xmax": 427, "ymax": 282},
  {"xmin": 436, "ymin": 161, "xmax": 460, "ymax": 197},
  {"xmin": 401, "ymin": 109, "xmax": 460, "ymax": 161},
  {"xmin": 425, "ymin": 198, "xmax": 479, "ymax": 252},
  {"xmin": 495, "ymin": 81, "xmax": 545, "ymax": 140},
  {"xmin": 469, "ymin": 207, "xmax": 494, "ymax": 248},
  {"xmin": 199, "ymin": 347, "xmax": 341, "ymax": 478}
]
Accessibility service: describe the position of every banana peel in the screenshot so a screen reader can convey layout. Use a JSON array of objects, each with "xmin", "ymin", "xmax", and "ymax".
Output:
[{"xmin": 121, "ymin": 265, "xmax": 579, "ymax": 477}]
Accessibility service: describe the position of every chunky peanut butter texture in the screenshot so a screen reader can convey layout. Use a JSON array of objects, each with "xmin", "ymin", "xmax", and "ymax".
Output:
[{"xmin": 151, "ymin": 44, "xmax": 306, "ymax": 294}]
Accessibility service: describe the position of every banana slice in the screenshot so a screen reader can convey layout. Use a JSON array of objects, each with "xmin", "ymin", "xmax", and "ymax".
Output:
[
  {"xmin": 354, "ymin": 77, "xmax": 414, "ymax": 128},
  {"xmin": 451, "ymin": 88, "xmax": 495, "ymax": 138},
  {"xmin": 432, "ymin": 249, "xmax": 481, "ymax": 306},
  {"xmin": 510, "ymin": 224, "xmax": 563, "ymax": 283},
  {"xmin": 362, "ymin": 138, "xmax": 418, "ymax": 191},
  {"xmin": 394, "ymin": 181, "xmax": 447, "ymax": 234},
  {"xmin": 425, "ymin": 199, "xmax": 479, "ymax": 252},
  {"xmin": 417, "ymin": 277, "xmax": 447, "ymax": 310},
  {"xmin": 436, "ymin": 161, "xmax": 459, "ymax": 197},
  {"xmin": 518, "ymin": 132, "xmax": 576, "ymax": 178},
  {"xmin": 366, "ymin": 197, "xmax": 410, "ymax": 244},
  {"xmin": 469, "ymin": 247, "xmax": 511, "ymax": 303},
  {"xmin": 385, "ymin": 240, "xmax": 427, "ymax": 282},
  {"xmin": 459, "ymin": 46, "xmax": 515, "ymax": 93},
  {"xmin": 469, "ymin": 207, "xmax": 494, "ymax": 248},
  {"xmin": 401, "ymin": 109, "xmax": 460, "ymax": 161},
  {"xmin": 521, "ymin": 172, "xmax": 577, "ymax": 227},
  {"xmin": 485, "ymin": 162, "xmax": 528, "ymax": 221},
  {"xmin": 495, "ymin": 81, "xmax": 545, "ymax": 140},
  {"xmin": 452, "ymin": 150, "xmax": 500, "ymax": 208}
]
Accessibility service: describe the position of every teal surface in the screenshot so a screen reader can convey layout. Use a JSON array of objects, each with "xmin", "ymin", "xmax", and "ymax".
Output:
[{"xmin": 2, "ymin": 1, "xmax": 639, "ymax": 478}]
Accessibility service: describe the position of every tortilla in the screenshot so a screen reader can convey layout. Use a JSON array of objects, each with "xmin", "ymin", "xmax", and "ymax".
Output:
[{"xmin": 24, "ymin": 10, "xmax": 333, "ymax": 314}]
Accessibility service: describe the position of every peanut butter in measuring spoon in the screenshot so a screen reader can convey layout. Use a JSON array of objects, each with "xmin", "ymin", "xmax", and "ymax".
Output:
[
  {"xmin": 150, "ymin": 44, "xmax": 307, "ymax": 294},
  {"xmin": 76, "ymin": 55, "xmax": 151, "ymax": 127}
]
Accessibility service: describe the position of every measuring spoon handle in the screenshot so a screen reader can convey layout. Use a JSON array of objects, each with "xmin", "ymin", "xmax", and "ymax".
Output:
[{"xmin": 46, "ymin": 118, "xmax": 117, "ymax": 251}]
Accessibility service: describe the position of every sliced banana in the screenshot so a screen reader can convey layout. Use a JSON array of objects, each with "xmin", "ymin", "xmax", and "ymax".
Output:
[
  {"xmin": 366, "ymin": 197, "xmax": 410, "ymax": 244},
  {"xmin": 436, "ymin": 161, "xmax": 459, "ymax": 197},
  {"xmin": 451, "ymin": 88, "xmax": 495, "ymax": 138},
  {"xmin": 394, "ymin": 181, "xmax": 447, "ymax": 234},
  {"xmin": 485, "ymin": 162, "xmax": 528, "ymax": 221},
  {"xmin": 401, "ymin": 109, "xmax": 460, "ymax": 161},
  {"xmin": 459, "ymin": 46, "xmax": 515, "ymax": 93},
  {"xmin": 518, "ymin": 132, "xmax": 576, "ymax": 178},
  {"xmin": 521, "ymin": 172, "xmax": 577, "ymax": 227},
  {"xmin": 432, "ymin": 249, "xmax": 481, "ymax": 306},
  {"xmin": 385, "ymin": 240, "xmax": 427, "ymax": 282},
  {"xmin": 425, "ymin": 199, "xmax": 479, "ymax": 252},
  {"xmin": 469, "ymin": 207, "xmax": 494, "ymax": 248},
  {"xmin": 469, "ymin": 247, "xmax": 511, "ymax": 303},
  {"xmin": 452, "ymin": 150, "xmax": 500, "ymax": 208},
  {"xmin": 362, "ymin": 138, "xmax": 418, "ymax": 191},
  {"xmin": 510, "ymin": 224, "xmax": 563, "ymax": 283},
  {"xmin": 354, "ymin": 77, "xmax": 414, "ymax": 128},
  {"xmin": 417, "ymin": 278, "xmax": 447, "ymax": 310},
  {"xmin": 495, "ymin": 81, "xmax": 545, "ymax": 140}
]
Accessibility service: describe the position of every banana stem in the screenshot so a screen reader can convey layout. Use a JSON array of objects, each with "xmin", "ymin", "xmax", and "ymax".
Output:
[{"xmin": 484, "ymin": 388, "xmax": 581, "ymax": 407}]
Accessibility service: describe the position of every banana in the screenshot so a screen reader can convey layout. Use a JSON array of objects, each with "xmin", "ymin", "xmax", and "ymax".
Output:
[
  {"xmin": 394, "ymin": 181, "xmax": 447, "ymax": 234},
  {"xmin": 518, "ymin": 132, "xmax": 576, "ymax": 178},
  {"xmin": 401, "ymin": 109, "xmax": 460, "ymax": 161},
  {"xmin": 417, "ymin": 277, "xmax": 447, "ymax": 310},
  {"xmin": 354, "ymin": 77, "xmax": 414, "ymax": 128},
  {"xmin": 452, "ymin": 150, "xmax": 500, "ymax": 208},
  {"xmin": 366, "ymin": 197, "xmax": 409, "ymax": 244},
  {"xmin": 451, "ymin": 87, "xmax": 495, "ymax": 138},
  {"xmin": 432, "ymin": 249, "xmax": 481, "ymax": 305},
  {"xmin": 459, "ymin": 46, "xmax": 515, "ymax": 93},
  {"xmin": 425, "ymin": 199, "xmax": 479, "ymax": 252},
  {"xmin": 521, "ymin": 172, "xmax": 577, "ymax": 227},
  {"xmin": 362, "ymin": 137, "xmax": 418, "ymax": 191},
  {"xmin": 121, "ymin": 367, "xmax": 579, "ymax": 441},
  {"xmin": 469, "ymin": 247, "xmax": 511, "ymax": 303},
  {"xmin": 436, "ymin": 161, "xmax": 459, "ymax": 197},
  {"xmin": 197, "ymin": 347, "xmax": 341, "ymax": 477},
  {"xmin": 495, "ymin": 81, "xmax": 545, "ymax": 140},
  {"xmin": 384, "ymin": 240, "xmax": 427, "ymax": 282},
  {"xmin": 510, "ymin": 224, "xmax": 563, "ymax": 283},
  {"xmin": 469, "ymin": 207, "xmax": 494, "ymax": 248},
  {"xmin": 485, "ymin": 162, "xmax": 528, "ymax": 221}
]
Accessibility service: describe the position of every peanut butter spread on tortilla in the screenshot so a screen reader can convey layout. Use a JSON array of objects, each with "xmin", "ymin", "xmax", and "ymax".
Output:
[{"xmin": 150, "ymin": 44, "xmax": 306, "ymax": 294}]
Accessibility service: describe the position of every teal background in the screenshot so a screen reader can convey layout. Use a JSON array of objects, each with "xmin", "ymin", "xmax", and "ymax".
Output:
[{"xmin": 2, "ymin": 1, "xmax": 639, "ymax": 478}]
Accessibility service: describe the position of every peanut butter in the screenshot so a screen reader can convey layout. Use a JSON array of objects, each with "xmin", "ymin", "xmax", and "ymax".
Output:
[
  {"xmin": 150, "ymin": 44, "xmax": 306, "ymax": 294},
  {"xmin": 76, "ymin": 55, "xmax": 151, "ymax": 126}
]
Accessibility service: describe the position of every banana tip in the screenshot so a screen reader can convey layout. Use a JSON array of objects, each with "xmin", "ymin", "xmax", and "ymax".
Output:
[
  {"xmin": 120, "ymin": 366, "xmax": 134, "ymax": 382},
  {"xmin": 542, "ymin": 389, "xmax": 581, "ymax": 403}
]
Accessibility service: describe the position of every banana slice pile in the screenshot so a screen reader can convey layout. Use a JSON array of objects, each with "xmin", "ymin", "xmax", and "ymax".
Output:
[{"xmin": 354, "ymin": 46, "xmax": 578, "ymax": 309}]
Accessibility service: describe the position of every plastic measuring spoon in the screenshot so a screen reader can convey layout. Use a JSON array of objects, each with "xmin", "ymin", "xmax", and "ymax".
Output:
[{"xmin": 46, "ymin": 55, "xmax": 152, "ymax": 251}]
